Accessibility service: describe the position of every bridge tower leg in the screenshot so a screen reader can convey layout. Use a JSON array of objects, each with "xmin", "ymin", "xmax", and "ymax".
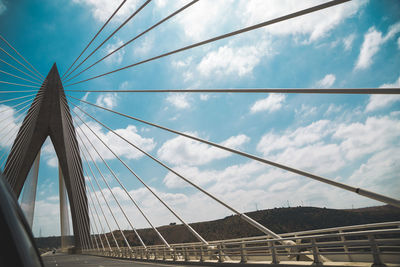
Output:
[{"xmin": 3, "ymin": 63, "xmax": 90, "ymax": 252}]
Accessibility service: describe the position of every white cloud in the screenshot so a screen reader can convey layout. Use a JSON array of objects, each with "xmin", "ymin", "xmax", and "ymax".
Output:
[
  {"xmin": 133, "ymin": 35, "xmax": 154, "ymax": 57},
  {"xmin": 334, "ymin": 116, "xmax": 400, "ymax": 160},
  {"xmin": 175, "ymin": 1, "xmax": 233, "ymax": 41},
  {"xmin": 0, "ymin": 0, "xmax": 6, "ymax": 15},
  {"xmin": 257, "ymin": 115, "xmax": 400, "ymax": 177},
  {"xmin": 250, "ymin": 94, "xmax": 286, "ymax": 114},
  {"xmin": 316, "ymin": 74, "xmax": 336, "ymax": 88},
  {"xmin": 104, "ymin": 38, "xmax": 125, "ymax": 65},
  {"xmin": 157, "ymin": 133, "xmax": 249, "ymax": 166},
  {"xmin": 355, "ymin": 22, "xmax": 400, "ymax": 70},
  {"xmin": 257, "ymin": 120, "xmax": 332, "ymax": 156},
  {"xmin": 355, "ymin": 27, "xmax": 383, "ymax": 70},
  {"xmin": 343, "ymin": 34, "xmax": 355, "ymax": 50},
  {"xmin": 0, "ymin": 105, "xmax": 22, "ymax": 148},
  {"xmin": 240, "ymin": 0, "xmax": 367, "ymax": 42},
  {"xmin": 295, "ymin": 104, "xmax": 317, "ymax": 118},
  {"xmin": 41, "ymin": 137, "xmax": 58, "ymax": 167},
  {"xmin": 199, "ymin": 94, "xmax": 209, "ymax": 101},
  {"xmin": 96, "ymin": 93, "xmax": 118, "ymax": 108},
  {"xmin": 348, "ymin": 147, "xmax": 400, "ymax": 197},
  {"xmin": 166, "ymin": 93, "xmax": 191, "ymax": 109},
  {"xmin": 76, "ymin": 121, "xmax": 156, "ymax": 162},
  {"xmin": 366, "ymin": 76, "xmax": 400, "ymax": 112},
  {"xmin": 72, "ymin": 0, "xmax": 141, "ymax": 22},
  {"xmin": 197, "ymin": 41, "xmax": 271, "ymax": 78}
]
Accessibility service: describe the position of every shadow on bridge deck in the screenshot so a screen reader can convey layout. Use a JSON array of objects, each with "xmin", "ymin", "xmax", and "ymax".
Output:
[{"xmin": 42, "ymin": 253, "xmax": 207, "ymax": 267}]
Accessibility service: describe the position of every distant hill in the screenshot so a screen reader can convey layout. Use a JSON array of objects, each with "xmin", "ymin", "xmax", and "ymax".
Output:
[{"xmin": 35, "ymin": 205, "xmax": 400, "ymax": 249}]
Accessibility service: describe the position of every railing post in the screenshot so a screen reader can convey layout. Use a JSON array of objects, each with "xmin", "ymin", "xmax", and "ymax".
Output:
[
  {"xmin": 311, "ymin": 238, "xmax": 322, "ymax": 265},
  {"xmin": 339, "ymin": 230, "xmax": 352, "ymax": 262},
  {"xmin": 163, "ymin": 247, "xmax": 166, "ymax": 261},
  {"xmin": 218, "ymin": 243, "xmax": 224, "ymax": 263},
  {"xmin": 240, "ymin": 242, "xmax": 247, "ymax": 263},
  {"xmin": 184, "ymin": 247, "xmax": 189, "ymax": 261},
  {"xmin": 154, "ymin": 247, "xmax": 158, "ymax": 260},
  {"xmin": 368, "ymin": 234, "xmax": 386, "ymax": 267},
  {"xmin": 146, "ymin": 248, "xmax": 150, "ymax": 260},
  {"xmin": 173, "ymin": 246, "xmax": 177, "ymax": 261},
  {"xmin": 269, "ymin": 241, "xmax": 279, "ymax": 264},
  {"xmin": 199, "ymin": 245, "xmax": 204, "ymax": 262}
]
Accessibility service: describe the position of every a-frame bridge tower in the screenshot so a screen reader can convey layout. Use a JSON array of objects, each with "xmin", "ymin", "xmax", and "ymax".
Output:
[{"xmin": 3, "ymin": 63, "xmax": 89, "ymax": 250}]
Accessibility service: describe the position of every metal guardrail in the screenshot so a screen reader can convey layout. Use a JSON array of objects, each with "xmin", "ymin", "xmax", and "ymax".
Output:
[{"xmin": 83, "ymin": 221, "xmax": 400, "ymax": 266}]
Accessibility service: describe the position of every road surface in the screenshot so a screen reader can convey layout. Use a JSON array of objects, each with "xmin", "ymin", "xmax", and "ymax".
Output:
[{"xmin": 42, "ymin": 254, "xmax": 207, "ymax": 267}]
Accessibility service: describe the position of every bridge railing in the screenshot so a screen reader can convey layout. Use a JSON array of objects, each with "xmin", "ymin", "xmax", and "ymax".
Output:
[{"xmin": 84, "ymin": 221, "xmax": 400, "ymax": 266}]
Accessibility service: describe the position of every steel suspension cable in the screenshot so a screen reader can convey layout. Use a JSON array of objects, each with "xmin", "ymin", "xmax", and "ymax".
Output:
[
  {"xmin": 0, "ymin": 90, "xmax": 38, "ymax": 93},
  {"xmin": 0, "ymin": 58, "xmax": 43, "ymax": 83},
  {"xmin": 85, "ymin": 183, "xmax": 107, "ymax": 251},
  {"xmin": 75, "ymin": 129, "xmax": 134, "ymax": 251},
  {"xmin": 70, "ymin": 101, "xmax": 281, "ymax": 239},
  {"xmin": 61, "ymin": 103, "xmax": 95, "ymax": 250},
  {"xmin": 70, "ymin": 108, "xmax": 167, "ymax": 248},
  {"xmin": 69, "ymin": 103, "xmax": 209, "ymax": 245},
  {"xmin": 5, "ymin": 95, "xmax": 44, "ymax": 187},
  {"xmin": 61, "ymin": 99, "xmax": 130, "ymax": 252},
  {"xmin": 4, "ymin": 91, "xmax": 45, "ymax": 181},
  {"xmin": 68, "ymin": 97, "xmax": 400, "ymax": 209},
  {"xmin": 65, "ymin": 88, "xmax": 400, "ymax": 94},
  {"xmin": 0, "ymin": 101, "xmax": 33, "ymax": 126},
  {"xmin": 4, "ymin": 92, "xmax": 45, "ymax": 184},
  {"xmin": 69, "ymin": 105, "xmax": 166, "ymax": 248},
  {"xmin": 62, "ymin": 0, "xmax": 128, "ymax": 79},
  {"xmin": 65, "ymin": 0, "xmax": 349, "ymax": 87},
  {"xmin": 66, "ymin": 0, "xmax": 199, "ymax": 82},
  {"xmin": 63, "ymin": 0, "xmax": 152, "ymax": 81},
  {"xmin": 1, "ymin": 97, "xmax": 42, "ymax": 178},
  {"xmin": 0, "ymin": 103, "xmax": 32, "ymax": 146},
  {"xmin": 0, "ymin": 127, "xmax": 20, "ymax": 169},
  {"xmin": 84, "ymin": 158, "xmax": 119, "ymax": 251},
  {"xmin": 0, "ymin": 47, "xmax": 43, "ymax": 81},
  {"xmin": 0, "ymin": 70, "xmax": 42, "ymax": 86},
  {"xmin": 0, "ymin": 80, "xmax": 40, "ymax": 88},
  {"xmin": 0, "ymin": 34, "xmax": 44, "ymax": 79},
  {"xmin": 0, "ymin": 93, "xmax": 41, "ymax": 104},
  {"xmin": 0, "ymin": 98, "xmax": 35, "ymax": 115}
]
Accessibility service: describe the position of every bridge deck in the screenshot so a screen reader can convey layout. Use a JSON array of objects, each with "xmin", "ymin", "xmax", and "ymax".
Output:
[{"xmin": 42, "ymin": 253, "xmax": 205, "ymax": 267}]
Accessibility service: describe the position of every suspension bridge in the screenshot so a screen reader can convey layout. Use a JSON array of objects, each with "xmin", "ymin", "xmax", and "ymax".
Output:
[{"xmin": 0, "ymin": 0, "xmax": 399, "ymax": 266}]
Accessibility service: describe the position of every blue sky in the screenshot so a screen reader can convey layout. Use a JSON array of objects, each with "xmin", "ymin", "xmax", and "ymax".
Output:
[{"xmin": 0, "ymin": 0, "xmax": 399, "ymax": 238}]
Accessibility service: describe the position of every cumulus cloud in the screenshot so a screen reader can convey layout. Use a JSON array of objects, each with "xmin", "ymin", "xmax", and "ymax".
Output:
[
  {"xmin": 365, "ymin": 76, "xmax": 400, "ymax": 112},
  {"xmin": 72, "ymin": 0, "xmax": 141, "ymax": 22},
  {"xmin": 197, "ymin": 41, "xmax": 271, "ymax": 78},
  {"xmin": 166, "ymin": 93, "xmax": 191, "ymax": 109},
  {"xmin": 257, "ymin": 116, "xmax": 400, "ymax": 176},
  {"xmin": 343, "ymin": 34, "xmax": 355, "ymax": 50},
  {"xmin": 157, "ymin": 133, "xmax": 249, "ymax": 166},
  {"xmin": 76, "ymin": 121, "xmax": 156, "ymax": 162},
  {"xmin": 250, "ymin": 94, "xmax": 286, "ymax": 114},
  {"xmin": 240, "ymin": 0, "xmax": 367, "ymax": 42},
  {"xmin": 355, "ymin": 22, "xmax": 400, "ymax": 70},
  {"xmin": 334, "ymin": 116, "xmax": 400, "ymax": 160},
  {"xmin": 104, "ymin": 38, "xmax": 125, "ymax": 65},
  {"xmin": 316, "ymin": 74, "xmax": 336, "ymax": 88},
  {"xmin": 96, "ymin": 93, "xmax": 118, "ymax": 109},
  {"xmin": 257, "ymin": 120, "xmax": 332, "ymax": 156},
  {"xmin": 169, "ymin": 0, "xmax": 366, "ymax": 85},
  {"xmin": 0, "ymin": 105, "xmax": 22, "ymax": 148}
]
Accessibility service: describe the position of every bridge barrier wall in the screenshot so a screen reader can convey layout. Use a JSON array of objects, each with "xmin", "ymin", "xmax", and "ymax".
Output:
[{"xmin": 83, "ymin": 221, "xmax": 400, "ymax": 266}]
